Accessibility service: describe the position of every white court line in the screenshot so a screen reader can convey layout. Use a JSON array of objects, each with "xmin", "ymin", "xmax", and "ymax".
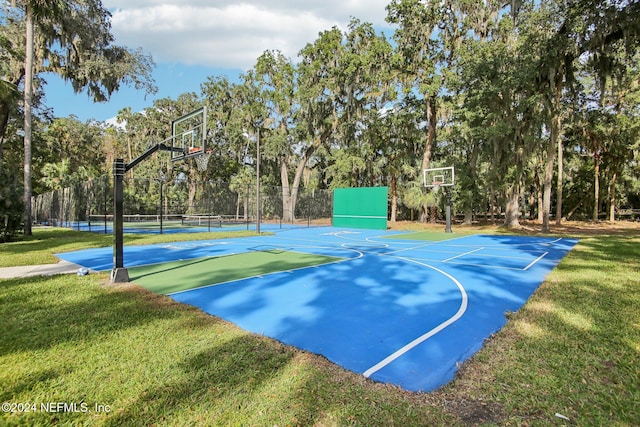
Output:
[
  {"xmin": 362, "ymin": 256, "xmax": 468, "ymax": 379},
  {"xmin": 442, "ymin": 247, "xmax": 484, "ymax": 263},
  {"xmin": 382, "ymin": 241, "xmax": 438, "ymax": 256},
  {"xmin": 432, "ymin": 260, "xmax": 527, "ymax": 271},
  {"xmin": 523, "ymin": 252, "xmax": 548, "ymax": 270},
  {"xmin": 437, "ymin": 237, "xmax": 564, "ymax": 249},
  {"xmin": 167, "ymin": 244, "xmax": 364, "ymax": 297},
  {"xmin": 403, "ymin": 254, "xmax": 539, "ymax": 271},
  {"xmin": 127, "ymin": 253, "xmax": 237, "ymax": 270}
]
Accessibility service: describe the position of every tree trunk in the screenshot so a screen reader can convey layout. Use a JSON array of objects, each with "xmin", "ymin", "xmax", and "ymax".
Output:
[
  {"xmin": 542, "ymin": 133, "xmax": 556, "ymax": 232},
  {"xmin": 608, "ymin": 167, "xmax": 617, "ymax": 222},
  {"xmin": 188, "ymin": 172, "xmax": 197, "ymax": 213},
  {"xmin": 543, "ymin": 68, "xmax": 562, "ymax": 232},
  {"xmin": 463, "ymin": 212, "xmax": 472, "ymax": 225},
  {"xmin": 566, "ymin": 198, "xmax": 584, "ymax": 220},
  {"xmin": 243, "ymin": 192, "xmax": 248, "ymax": 221},
  {"xmin": 420, "ymin": 95, "xmax": 436, "ymax": 222},
  {"xmin": 504, "ymin": 183, "xmax": 520, "ymax": 228},
  {"xmin": 23, "ymin": 6, "xmax": 35, "ymax": 236},
  {"xmin": 489, "ymin": 186, "xmax": 496, "ymax": 222},
  {"xmin": 593, "ymin": 153, "xmax": 600, "ymax": 221},
  {"xmin": 555, "ymin": 137, "xmax": 564, "ymax": 225},
  {"xmin": 281, "ymin": 132, "xmax": 323, "ymax": 223},
  {"xmin": 464, "ymin": 141, "xmax": 479, "ymax": 225},
  {"xmin": 281, "ymin": 161, "xmax": 293, "ymax": 222},
  {"xmin": 390, "ymin": 175, "xmax": 397, "ymax": 223},
  {"xmin": 537, "ymin": 185, "xmax": 543, "ymax": 222}
]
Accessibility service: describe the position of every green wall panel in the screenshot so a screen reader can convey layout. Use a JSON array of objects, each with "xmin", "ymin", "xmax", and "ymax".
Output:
[{"xmin": 332, "ymin": 187, "xmax": 388, "ymax": 230}]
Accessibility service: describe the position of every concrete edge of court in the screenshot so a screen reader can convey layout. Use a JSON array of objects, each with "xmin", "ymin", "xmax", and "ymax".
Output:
[{"xmin": 0, "ymin": 260, "xmax": 88, "ymax": 279}]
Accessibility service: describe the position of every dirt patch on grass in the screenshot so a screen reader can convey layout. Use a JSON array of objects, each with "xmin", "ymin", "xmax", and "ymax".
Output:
[
  {"xmin": 390, "ymin": 219, "xmax": 640, "ymax": 237},
  {"xmin": 537, "ymin": 219, "xmax": 640, "ymax": 236}
]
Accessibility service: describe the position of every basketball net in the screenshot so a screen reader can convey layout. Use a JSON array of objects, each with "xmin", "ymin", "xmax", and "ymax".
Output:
[
  {"xmin": 194, "ymin": 151, "xmax": 212, "ymax": 172},
  {"xmin": 432, "ymin": 181, "xmax": 442, "ymax": 194}
]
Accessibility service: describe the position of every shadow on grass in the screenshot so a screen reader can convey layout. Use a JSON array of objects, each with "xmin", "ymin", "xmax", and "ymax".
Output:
[
  {"xmin": 1, "ymin": 273, "xmax": 354, "ymax": 426},
  {"xmin": 0, "ymin": 230, "xmax": 104, "ymax": 253},
  {"xmin": 103, "ymin": 329, "xmax": 456, "ymax": 426},
  {"xmin": 1, "ymin": 272, "xmax": 456, "ymax": 426},
  {"xmin": 0, "ymin": 275, "xmax": 189, "ymax": 360},
  {"xmin": 103, "ymin": 334, "xmax": 298, "ymax": 426},
  {"xmin": 0, "ymin": 228, "xmax": 145, "ymax": 257}
]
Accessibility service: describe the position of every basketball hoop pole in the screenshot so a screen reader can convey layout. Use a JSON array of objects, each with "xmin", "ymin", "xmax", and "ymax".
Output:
[
  {"xmin": 110, "ymin": 144, "xmax": 184, "ymax": 283},
  {"xmin": 111, "ymin": 159, "xmax": 128, "ymax": 283},
  {"xmin": 445, "ymin": 187, "xmax": 452, "ymax": 233}
]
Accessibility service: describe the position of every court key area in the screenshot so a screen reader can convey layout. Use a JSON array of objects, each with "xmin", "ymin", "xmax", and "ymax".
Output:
[{"xmin": 57, "ymin": 227, "xmax": 578, "ymax": 392}]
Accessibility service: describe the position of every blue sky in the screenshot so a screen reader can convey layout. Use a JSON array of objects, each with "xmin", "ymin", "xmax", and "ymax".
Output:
[{"xmin": 43, "ymin": 0, "xmax": 393, "ymax": 123}]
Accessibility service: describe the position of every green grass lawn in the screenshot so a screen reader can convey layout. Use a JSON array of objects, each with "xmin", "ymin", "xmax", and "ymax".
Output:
[
  {"xmin": 0, "ymin": 227, "xmax": 261, "ymax": 267},
  {"xmin": 1, "ymin": 225, "xmax": 638, "ymax": 426}
]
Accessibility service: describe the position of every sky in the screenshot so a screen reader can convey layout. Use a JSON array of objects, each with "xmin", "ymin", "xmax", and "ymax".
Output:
[{"xmin": 43, "ymin": 0, "xmax": 394, "ymax": 123}]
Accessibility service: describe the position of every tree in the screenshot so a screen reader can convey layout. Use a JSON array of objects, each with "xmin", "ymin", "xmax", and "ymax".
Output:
[
  {"xmin": 229, "ymin": 166, "xmax": 254, "ymax": 221},
  {"xmin": 386, "ymin": 0, "xmax": 442, "ymax": 222},
  {"xmin": 2, "ymin": 0, "xmax": 156, "ymax": 235},
  {"xmin": 321, "ymin": 20, "xmax": 395, "ymax": 191},
  {"xmin": 249, "ymin": 50, "xmax": 302, "ymax": 222},
  {"xmin": 295, "ymin": 27, "xmax": 344, "ymax": 189},
  {"xmin": 200, "ymin": 76, "xmax": 248, "ymax": 180},
  {"xmin": 532, "ymin": 0, "xmax": 640, "ymax": 230},
  {"xmin": 41, "ymin": 116, "xmax": 106, "ymax": 176}
]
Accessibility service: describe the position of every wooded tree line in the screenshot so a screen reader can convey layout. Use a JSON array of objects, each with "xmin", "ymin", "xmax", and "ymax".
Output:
[
  {"xmin": 2, "ymin": 0, "xmax": 639, "ymax": 239},
  {"xmin": 1, "ymin": 0, "xmax": 155, "ymax": 238}
]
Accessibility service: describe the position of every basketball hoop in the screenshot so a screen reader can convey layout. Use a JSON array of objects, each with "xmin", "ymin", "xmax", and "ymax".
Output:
[
  {"xmin": 194, "ymin": 151, "xmax": 212, "ymax": 172},
  {"xmin": 423, "ymin": 166, "xmax": 454, "ymax": 234}
]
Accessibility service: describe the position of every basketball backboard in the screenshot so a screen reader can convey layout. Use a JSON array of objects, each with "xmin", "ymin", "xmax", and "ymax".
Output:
[
  {"xmin": 170, "ymin": 106, "xmax": 207, "ymax": 162},
  {"xmin": 423, "ymin": 166, "xmax": 455, "ymax": 188}
]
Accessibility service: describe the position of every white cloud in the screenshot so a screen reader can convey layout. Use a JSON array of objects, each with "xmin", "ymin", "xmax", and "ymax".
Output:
[{"xmin": 104, "ymin": 0, "xmax": 392, "ymax": 70}]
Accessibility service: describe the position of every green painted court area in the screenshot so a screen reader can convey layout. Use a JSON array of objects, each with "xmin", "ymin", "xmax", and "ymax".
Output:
[{"xmin": 128, "ymin": 250, "xmax": 343, "ymax": 295}]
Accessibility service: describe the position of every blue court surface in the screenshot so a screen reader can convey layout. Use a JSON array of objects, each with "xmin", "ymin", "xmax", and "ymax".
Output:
[{"xmin": 57, "ymin": 227, "xmax": 578, "ymax": 391}]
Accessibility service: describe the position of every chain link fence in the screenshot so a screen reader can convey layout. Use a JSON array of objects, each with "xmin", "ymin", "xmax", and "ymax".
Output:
[{"xmin": 32, "ymin": 175, "xmax": 333, "ymax": 233}]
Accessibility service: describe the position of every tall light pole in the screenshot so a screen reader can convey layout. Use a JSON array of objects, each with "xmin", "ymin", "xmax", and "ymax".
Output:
[
  {"xmin": 242, "ymin": 128, "xmax": 261, "ymax": 234},
  {"xmin": 255, "ymin": 126, "xmax": 260, "ymax": 234}
]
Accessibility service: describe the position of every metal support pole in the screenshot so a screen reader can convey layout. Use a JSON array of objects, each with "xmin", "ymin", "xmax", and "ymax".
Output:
[
  {"xmin": 256, "ymin": 127, "xmax": 261, "ymax": 234},
  {"xmin": 159, "ymin": 179, "xmax": 164, "ymax": 235},
  {"xmin": 445, "ymin": 187, "xmax": 452, "ymax": 234},
  {"xmin": 104, "ymin": 175, "xmax": 108, "ymax": 235},
  {"xmin": 110, "ymin": 159, "xmax": 129, "ymax": 282}
]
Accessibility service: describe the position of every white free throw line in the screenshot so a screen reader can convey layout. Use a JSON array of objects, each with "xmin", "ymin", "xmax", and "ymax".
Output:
[{"xmin": 362, "ymin": 257, "xmax": 468, "ymax": 378}]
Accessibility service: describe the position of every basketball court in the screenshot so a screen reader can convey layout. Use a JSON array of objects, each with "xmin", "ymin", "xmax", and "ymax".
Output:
[
  {"xmin": 58, "ymin": 108, "xmax": 578, "ymax": 390},
  {"xmin": 56, "ymin": 226, "xmax": 578, "ymax": 391}
]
